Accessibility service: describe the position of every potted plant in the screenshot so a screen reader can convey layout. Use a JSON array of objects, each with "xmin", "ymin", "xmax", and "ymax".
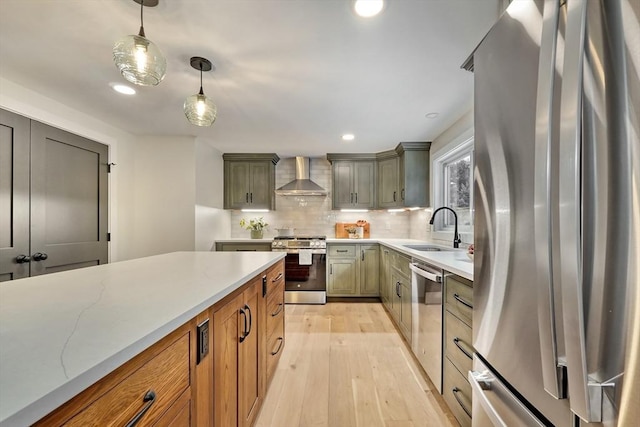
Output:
[{"xmin": 240, "ymin": 217, "xmax": 268, "ymax": 239}]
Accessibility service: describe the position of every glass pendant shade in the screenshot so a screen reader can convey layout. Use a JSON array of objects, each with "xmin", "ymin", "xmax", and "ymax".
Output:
[
  {"xmin": 184, "ymin": 92, "xmax": 217, "ymax": 127},
  {"xmin": 113, "ymin": 34, "xmax": 166, "ymax": 86}
]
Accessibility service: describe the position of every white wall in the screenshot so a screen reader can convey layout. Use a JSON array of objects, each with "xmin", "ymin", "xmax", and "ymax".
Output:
[
  {"xmin": 0, "ymin": 77, "xmax": 137, "ymax": 262},
  {"xmin": 195, "ymin": 139, "xmax": 230, "ymax": 250},
  {"xmin": 409, "ymin": 108, "xmax": 474, "ymax": 246},
  {"xmin": 128, "ymin": 136, "xmax": 197, "ymax": 258}
]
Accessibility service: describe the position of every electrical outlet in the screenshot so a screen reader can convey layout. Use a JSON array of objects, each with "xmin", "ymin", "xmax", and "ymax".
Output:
[{"xmin": 197, "ymin": 319, "xmax": 210, "ymax": 364}]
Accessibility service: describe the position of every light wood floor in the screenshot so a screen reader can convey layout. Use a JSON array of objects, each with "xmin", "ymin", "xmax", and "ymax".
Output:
[{"xmin": 255, "ymin": 302, "xmax": 458, "ymax": 427}]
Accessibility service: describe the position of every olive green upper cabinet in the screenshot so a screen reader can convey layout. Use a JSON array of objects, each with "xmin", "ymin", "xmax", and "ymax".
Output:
[
  {"xmin": 326, "ymin": 155, "xmax": 376, "ymax": 210},
  {"xmin": 223, "ymin": 154, "xmax": 280, "ymax": 210},
  {"xmin": 377, "ymin": 142, "xmax": 431, "ymax": 209},
  {"xmin": 377, "ymin": 151, "xmax": 400, "ymax": 208}
]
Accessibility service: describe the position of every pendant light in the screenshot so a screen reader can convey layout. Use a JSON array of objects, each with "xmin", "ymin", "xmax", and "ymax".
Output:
[
  {"xmin": 113, "ymin": 0, "xmax": 166, "ymax": 86},
  {"xmin": 184, "ymin": 57, "xmax": 217, "ymax": 127}
]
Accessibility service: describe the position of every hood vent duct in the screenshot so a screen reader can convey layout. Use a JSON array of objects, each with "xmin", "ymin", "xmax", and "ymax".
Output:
[{"xmin": 275, "ymin": 157, "xmax": 327, "ymax": 196}]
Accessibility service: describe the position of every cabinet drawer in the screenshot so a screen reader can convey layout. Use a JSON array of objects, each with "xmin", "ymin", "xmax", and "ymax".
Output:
[
  {"xmin": 267, "ymin": 280, "xmax": 284, "ymax": 307},
  {"xmin": 266, "ymin": 260, "xmax": 285, "ymax": 292},
  {"xmin": 328, "ymin": 244, "xmax": 357, "ymax": 257},
  {"xmin": 443, "ymin": 358, "xmax": 472, "ymax": 427},
  {"xmin": 266, "ymin": 332, "xmax": 285, "ymax": 381},
  {"xmin": 267, "ymin": 299, "xmax": 285, "ymax": 340},
  {"xmin": 445, "ymin": 275, "xmax": 473, "ymax": 326},
  {"xmin": 64, "ymin": 333, "xmax": 190, "ymax": 426},
  {"xmin": 445, "ymin": 310, "xmax": 473, "ymax": 377},
  {"xmin": 390, "ymin": 251, "xmax": 411, "ymax": 277}
]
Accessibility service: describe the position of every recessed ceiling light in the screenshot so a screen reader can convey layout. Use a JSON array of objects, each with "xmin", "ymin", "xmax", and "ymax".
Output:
[
  {"xmin": 342, "ymin": 134, "xmax": 355, "ymax": 141},
  {"xmin": 111, "ymin": 83, "xmax": 136, "ymax": 95},
  {"xmin": 354, "ymin": 0, "xmax": 384, "ymax": 17},
  {"xmin": 425, "ymin": 112, "xmax": 439, "ymax": 119}
]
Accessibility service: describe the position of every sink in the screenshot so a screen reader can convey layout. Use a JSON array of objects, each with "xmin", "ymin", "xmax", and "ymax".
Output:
[{"xmin": 403, "ymin": 244, "xmax": 454, "ymax": 252}]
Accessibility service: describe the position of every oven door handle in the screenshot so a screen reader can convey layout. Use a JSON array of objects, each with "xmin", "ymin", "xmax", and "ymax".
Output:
[{"xmin": 409, "ymin": 262, "xmax": 442, "ymax": 282}]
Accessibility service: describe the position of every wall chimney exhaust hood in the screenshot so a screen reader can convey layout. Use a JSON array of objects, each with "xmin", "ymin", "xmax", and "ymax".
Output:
[{"xmin": 275, "ymin": 157, "xmax": 327, "ymax": 196}]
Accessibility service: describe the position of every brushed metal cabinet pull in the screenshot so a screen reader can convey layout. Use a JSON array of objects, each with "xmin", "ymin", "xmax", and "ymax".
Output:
[
  {"xmin": 453, "ymin": 337, "xmax": 473, "ymax": 360},
  {"xmin": 452, "ymin": 388, "xmax": 471, "ymax": 418},
  {"xmin": 454, "ymin": 293, "xmax": 473, "ymax": 309},
  {"xmin": 272, "ymin": 272, "xmax": 283, "ymax": 282}
]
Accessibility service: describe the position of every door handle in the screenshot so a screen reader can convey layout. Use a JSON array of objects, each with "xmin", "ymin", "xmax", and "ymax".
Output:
[
  {"xmin": 239, "ymin": 307, "xmax": 248, "ymax": 342},
  {"xmin": 361, "ymin": 249, "xmax": 364, "ymax": 261},
  {"xmin": 272, "ymin": 272, "xmax": 283, "ymax": 282},
  {"xmin": 271, "ymin": 303, "xmax": 284, "ymax": 317},
  {"xmin": 452, "ymin": 388, "xmax": 472, "ymax": 418},
  {"xmin": 271, "ymin": 337, "xmax": 284, "ymax": 355},
  {"xmin": 355, "ymin": 193, "xmax": 358, "ymax": 203},
  {"xmin": 453, "ymin": 337, "xmax": 473, "ymax": 360},
  {"xmin": 245, "ymin": 304, "xmax": 253, "ymax": 337},
  {"xmin": 393, "ymin": 191, "xmax": 396, "ymax": 202},
  {"xmin": 401, "ymin": 188, "xmax": 405, "ymax": 200},
  {"xmin": 15, "ymin": 255, "xmax": 31, "ymax": 264},
  {"xmin": 250, "ymin": 193, "xmax": 253, "ymax": 203},
  {"xmin": 246, "ymin": 192, "xmax": 249, "ymax": 203},
  {"xmin": 32, "ymin": 252, "xmax": 48, "ymax": 261}
]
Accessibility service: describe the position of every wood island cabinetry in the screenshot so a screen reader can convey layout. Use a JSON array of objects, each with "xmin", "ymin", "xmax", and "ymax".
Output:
[{"xmin": 33, "ymin": 258, "xmax": 286, "ymax": 427}]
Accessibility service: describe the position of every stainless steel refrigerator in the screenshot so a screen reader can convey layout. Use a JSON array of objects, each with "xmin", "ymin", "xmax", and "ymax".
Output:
[{"xmin": 470, "ymin": 0, "xmax": 639, "ymax": 426}]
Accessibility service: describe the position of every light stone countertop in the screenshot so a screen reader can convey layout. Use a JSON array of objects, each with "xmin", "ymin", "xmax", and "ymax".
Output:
[
  {"xmin": 214, "ymin": 238, "xmax": 473, "ymax": 280},
  {"xmin": 0, "ymin": 251, "xmax": 285, "ymax": 427}
]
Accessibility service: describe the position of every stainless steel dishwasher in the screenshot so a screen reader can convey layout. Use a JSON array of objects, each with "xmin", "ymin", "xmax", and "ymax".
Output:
[{"xmin": 409, "ymin": 259, "xmax": 443, "ymax": 393}]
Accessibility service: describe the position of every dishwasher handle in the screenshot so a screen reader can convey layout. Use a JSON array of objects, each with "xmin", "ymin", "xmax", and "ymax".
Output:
[{"xmin": 409, "ymin": 262, "xmax": 442, "ymax": 282}]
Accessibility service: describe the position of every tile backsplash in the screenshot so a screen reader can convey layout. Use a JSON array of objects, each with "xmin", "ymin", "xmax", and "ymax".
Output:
[
  {"xmin": 230, "ymin": 158, "xmax": 413, "ymax": 239},
  {"xmin": 229, "ymin": 157, "xmax": 473, "ymax": 245}
]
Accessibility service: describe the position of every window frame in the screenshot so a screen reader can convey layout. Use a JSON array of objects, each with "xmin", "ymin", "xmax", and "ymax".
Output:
[{"xmin": 431, "ymin": 136, "xmax": 474, "ymax": 235}]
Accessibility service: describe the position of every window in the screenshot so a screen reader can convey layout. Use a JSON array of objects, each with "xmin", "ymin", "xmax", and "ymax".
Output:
[{"xmin": 432, "ymin": 137, "xmax": 474, "ymax": 234}]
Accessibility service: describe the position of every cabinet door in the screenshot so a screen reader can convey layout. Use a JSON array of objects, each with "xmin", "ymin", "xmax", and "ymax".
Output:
[
  {"xmin": 0, "ymin": 109, "xmax": 30, "ymax": 281},
  {"xmin": 353, "ymin": 161, "xmax": 375, "ymax": 208},
  {"xmin": 399, "ymin": 148, "xmax": 430, "ymax": 207},
  {"xmin": 327, "ymin": 258, "xmax": 358, "ymax": 295},
  {"xmin": 359, "ymin": 245, "xmax": 379, "ymax": 295},
  {"xmin": 399, "ymin": 277, "xmax": 412, "ymax": 343},
  {"xmin": 249, "ymin": 162, "xmax": 271, "ymax": 209},
  {"xmin": 332, "ymin": 162, "xmax": 354, "ymax": 209},
  {"xmin": 239, "ymin": 279, "xmax": 262, "ymax": 427},
  {"xmin": 225, "ymin": 161, "xmax": 251, "ymax": 209},
  {"xmin": 389, "ymin": 269, "xmax": 402, "ymax": 323},
  {"xmin": 214, "ymin": 294, "xmax": 242, "ymax": 427},
  {"xmin": 379, "ymin": 247, "xmax": 391, "ymax": 305},
  {"xmin": 30, "ymin": 121, "xmax": 108, "ymax": 276},
  {"xmin": 377, "ymin": 157, "xmax": 399, "ymax": 208}
]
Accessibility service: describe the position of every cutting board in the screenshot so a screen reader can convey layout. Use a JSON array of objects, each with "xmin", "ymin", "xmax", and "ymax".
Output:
[{"xmin": 335, "ymin": 222, "xmax": 370, "ymax": 238}]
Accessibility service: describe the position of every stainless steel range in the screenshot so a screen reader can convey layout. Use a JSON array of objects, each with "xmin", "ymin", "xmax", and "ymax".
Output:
[{"xmin": 271, "ymin": 236, "xmax": 326, "ymax": 304}]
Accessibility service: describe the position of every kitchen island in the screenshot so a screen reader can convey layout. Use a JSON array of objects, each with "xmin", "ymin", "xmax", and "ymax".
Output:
[{"xmin": 0, "ymin": 251, "xmax": 285, "ymax": 427}]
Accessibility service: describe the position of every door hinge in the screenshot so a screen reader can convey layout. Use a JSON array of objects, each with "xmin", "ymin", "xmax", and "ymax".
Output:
[
  {"xmin": 107, "ymin": 162, "xmax": 116, "ymax": 173},
  {"xmin": 107, "ymin": 232, "xmax": 111, "ymax": 241}
]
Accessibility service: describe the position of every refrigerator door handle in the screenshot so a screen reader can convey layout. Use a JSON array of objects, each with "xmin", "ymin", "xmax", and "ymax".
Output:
[
  {"xmin": 559, "ymin": 0, "xmax": 614, "ymax": 422},
  {"xmin": 533, "ymin": 0, "xmax": 566, "ymax": 400}
]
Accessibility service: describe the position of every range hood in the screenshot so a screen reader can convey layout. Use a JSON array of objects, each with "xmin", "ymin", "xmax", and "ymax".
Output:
[{"xmin": 275, "ymin": 157, "xmax": 327, "ymax": 196}]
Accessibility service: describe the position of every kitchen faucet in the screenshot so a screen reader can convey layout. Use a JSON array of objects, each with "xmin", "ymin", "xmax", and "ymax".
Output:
[{"xmin": 429, "ymin": 207, "xmax": 462, "ymax": 248}]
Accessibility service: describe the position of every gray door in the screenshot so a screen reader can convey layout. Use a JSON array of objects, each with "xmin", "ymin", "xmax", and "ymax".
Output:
[
  {"xmin": 29, "ymin": 121, "xmax": 108, "ymax": 275},
  {"xmin": 0, "ymin": 109, "xmax": 31, "ymax": 281}
]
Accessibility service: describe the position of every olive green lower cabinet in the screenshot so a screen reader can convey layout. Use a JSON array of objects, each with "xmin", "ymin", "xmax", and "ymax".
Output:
[
  {"xmin": 327, "ymin": 244, "xmax": 379, "ymax": 297},
  {"xmin": 443, "ymin": 273, "xmax": 474, "ymax": 427}
]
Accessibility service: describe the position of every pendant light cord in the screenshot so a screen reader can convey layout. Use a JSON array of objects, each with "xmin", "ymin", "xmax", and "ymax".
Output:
[
  {"xmin": 138, "ymin": 0, "xmax": 146, "ymax": 38},
  {"xmin": 199, "ymin": 65, "xmax": 204, "ymax": 95}
]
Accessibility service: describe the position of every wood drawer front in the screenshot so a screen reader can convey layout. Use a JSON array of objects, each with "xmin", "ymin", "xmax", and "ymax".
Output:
[
  {"xmin": 266, "ymin": 332, "xmax": 285, "ymax": 381},
  {"xmin": 328, "ymin": 244, "xmax": 356, "ymax": 257},
  {"xmin": 445, "ymin": 276, "xmax": 473, "ymax": 326},
  {"xmin": 159, "ymin": 387, "xmax": 191, "ymax": 427},
  {"xmin": 64, "ymin": 333, "xmax": 190, "ymax": 427},
  {"xmin": 445, "ymin": 311, "xmax": 473, "ymax": 378},
  {"xmin": 443, "ymin": 358, "xmax": 472, "ymax": 427},
  {"xmin": 267, "ymin": 280, "xmax": 284, "ymax": 308},
  {"xmin": 266, "ymin": 260, "xmax": 285, "ymax": 293},
  {"xmin": 267, "ymin": 302, "xmax": 285, "ymax": 341}
]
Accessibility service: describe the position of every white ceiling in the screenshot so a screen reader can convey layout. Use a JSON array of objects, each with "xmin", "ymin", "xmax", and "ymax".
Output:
[{"xmin": 0, "ymin": 0, "xmax": 499, "ymax": 157}]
